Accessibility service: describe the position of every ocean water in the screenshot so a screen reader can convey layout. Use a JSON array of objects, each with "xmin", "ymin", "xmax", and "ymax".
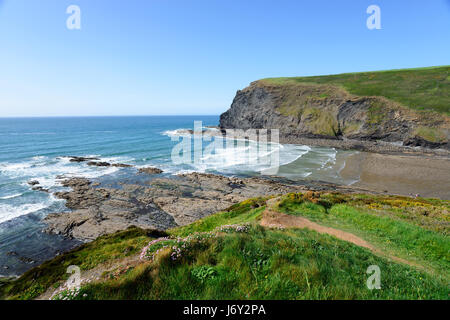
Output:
[{"xmin": 0, "ymin": 116, "xmax": 351, "ymax": 276}]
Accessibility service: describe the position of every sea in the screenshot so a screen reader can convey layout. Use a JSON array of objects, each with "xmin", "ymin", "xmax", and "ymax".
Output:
[{"xmin": 0, "ymin": 116, "xmax": 355, "ymax": 276}]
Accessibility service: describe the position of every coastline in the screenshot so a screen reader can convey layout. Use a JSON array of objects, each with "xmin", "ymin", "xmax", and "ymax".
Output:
[
  {"xmin": 179, "ymin": 127, "xmax": 450, "ymax": 199},
  {"xmin": 1, "ymin": 142, "xmax": 449, "ymax": 278}
]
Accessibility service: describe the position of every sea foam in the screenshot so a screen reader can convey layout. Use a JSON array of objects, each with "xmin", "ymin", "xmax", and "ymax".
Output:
[
  {"xmin": 0, "ymin": 155, "xmax": 133, "ymax": 224},
  {"xmin": 0, "ymin": 202, "xmax": 49, "ymax": 224}
]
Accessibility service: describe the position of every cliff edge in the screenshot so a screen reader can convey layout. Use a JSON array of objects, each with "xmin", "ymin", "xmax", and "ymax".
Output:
[{"xmin": 220, "ymin": 66, "xmax": 450, "ymax": 152}]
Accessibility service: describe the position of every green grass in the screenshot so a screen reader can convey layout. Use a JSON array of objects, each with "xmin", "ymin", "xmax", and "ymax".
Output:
[
  {"xmin": 2, "ymin": 193, "xmax": 449, "ymax": 300},
  {"xmin": 277, "ymin": 193, "xmax": 450, "ymax": 276},
  {"xmin": 367, "ymin": 99, "xmax": 388, "ymax": 125},
  {"xmin": 413, "ymin": 126, "xmax": 448, "ymax": 143},
  {"xmin": 262, "ymin": 66, "xmax": 450, "ymax": 115},
  {"xmin": 169, "ymin": 197, "xmax": 267, "ymax": 237},
  {"xmin": 60, "ymin": 226, "xmax": 448, "ymax": 300}
]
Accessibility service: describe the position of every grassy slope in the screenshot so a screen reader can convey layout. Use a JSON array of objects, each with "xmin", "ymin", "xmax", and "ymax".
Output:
[
  {"xmin": 80, "ymin": 226, "xmax": 447, "ymax": 300},
  {"xmin": 262, "ymin": 66, "xmax": 450, "ymax": 115},
  {"xmin": 0, "ymin": 228, "xmax": 160, "ymax": 300},
  {"xmin": 276, "ymin": 193, "xmax": 450, "ymax": 276},
  {"xmin": 1, "ymin": 195, "xmax": 449, "ymax": 300}
]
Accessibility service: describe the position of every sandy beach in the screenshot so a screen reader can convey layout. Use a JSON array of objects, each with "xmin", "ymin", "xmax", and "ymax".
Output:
[{"xmin": 340, "ymin": 152, "xmax": 450, "ymax": 200}]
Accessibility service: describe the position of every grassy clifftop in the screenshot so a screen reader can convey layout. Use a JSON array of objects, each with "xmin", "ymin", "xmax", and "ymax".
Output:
[
  {"xmin": 261, "ymin": 66, "xmax": 450, "ymax": 115},
  {"xmin": 2, "ymin": 193, "xmax": 449, "ymax": 300}
]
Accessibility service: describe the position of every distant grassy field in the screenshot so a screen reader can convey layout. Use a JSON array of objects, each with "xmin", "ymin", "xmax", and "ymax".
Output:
[
  {"xmin": 1, "ymin": 195, "xmax": 448, "ymax": 300},
  {"xmin": 262, "ymin": 66, "xmax": 450, "ymax": 115}
]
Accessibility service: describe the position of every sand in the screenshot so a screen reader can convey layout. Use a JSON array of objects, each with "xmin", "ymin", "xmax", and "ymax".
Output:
[{"xmin": 339, "ymin": 152, "xmax": 450, "ymax": 200}]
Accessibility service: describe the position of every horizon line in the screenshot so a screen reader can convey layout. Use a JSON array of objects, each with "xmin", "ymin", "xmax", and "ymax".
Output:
[{"xmin": 0, "ymin": 114, "xmax": 221, "ymax": 119}]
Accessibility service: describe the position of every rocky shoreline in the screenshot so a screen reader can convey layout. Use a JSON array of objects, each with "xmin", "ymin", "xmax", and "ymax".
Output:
[
  {"xmin": 4, "ymin": 162, "xmax": 370, "ymax": 278},
  {"xmin": 274, "ymin": 136, "xmax": 450, "ymax": 157},
  {"xmin": 1, "ymin": 141, "xmax": 447, "ymax": 280},
  {"xmin": 39, "ymin": 158, "xmax": 370, "ymax": 242},
  {"xmin": 30, "ymin": 147, "xmax": 449, "ymax": 245},
  {"xmin": 6, "ymin": 138, "xmax": 447, "ymax": 277}
]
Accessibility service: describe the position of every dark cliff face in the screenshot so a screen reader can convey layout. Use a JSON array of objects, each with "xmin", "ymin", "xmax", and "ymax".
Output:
[
  {"xmin": 220, "ymin": 86, "xmax": 278, "ymax": 130},
  {"xmin": 220, "ymin": 81, "xmax": 449, "ymax": 149}
]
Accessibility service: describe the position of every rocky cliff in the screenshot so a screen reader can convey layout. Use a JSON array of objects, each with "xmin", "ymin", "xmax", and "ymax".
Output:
[{"xmin": 220, "ymin": 73, "xmax": 450, "ymax": 151}]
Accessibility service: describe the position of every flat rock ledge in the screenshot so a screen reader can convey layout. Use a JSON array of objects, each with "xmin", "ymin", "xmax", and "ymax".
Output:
[
  {"xmin": 43, "ymin": 173, "xmax": 367, "ymax": 242},
  {"xmin": 138, "ymin": 167, "xmax": 164, "ymax": 174}
]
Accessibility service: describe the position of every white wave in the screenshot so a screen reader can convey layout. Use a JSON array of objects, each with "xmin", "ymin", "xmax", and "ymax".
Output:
[
  {"xmin": 279, "ymin": 145, "xmax": 311, "ymax": 165},
  {"xmin": 256, "ymin": 145, "xmax": 311, "ymax": 175},
  {"xmin": 101, "ymin": 156, "xmax": 135, "ymax": 164},
  {"xmin": 0, "ymin": 202, "xmax": 49, "ymax": 224},
  {"xmin": 162, "ymin": 128, "xmax": 192, "ymax": 137},
  {"xmin": 318, "ymin": 149, "xmax": 337, "ymax": 170},
  {"xmin": 172, "ymin": 169, "xmax": 197, "ymax": 176},
  {"xmin": 66, "ymin": 166, "xmax": 120, "ymax": 180},
  {"xmin": 0, "ymin": 162, "xmax": 33, "ymax": 172},
  {"xmin": 0, "ymin": 155, "xmax": 127, "ymax": 190},
  {"xmin": 159, "ymin": 128, "xmax": 314, "ymax": 175},
  {"xmin": 165, "ymin": 139, "xmax": 312, "ymax": 175},
  {"xmin": 0, "ymin": 193, "xmax": 23, "ymax": 200},
  {"xmin": 0, "ymin": 153, "xmax": 133, "ymax": 225},
  {"xmin": 204, "ymin": 127, "xmax": 220, "ymax": 132},
  {"xmin": 162, "ymin": 126, "xmax": 222, "ymax": 138},
  {"xmin": 57, "ymin": 155, "xmax": 101, "ymax": 163}
]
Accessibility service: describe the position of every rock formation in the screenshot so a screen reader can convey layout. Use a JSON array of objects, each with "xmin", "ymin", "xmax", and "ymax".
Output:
[{"xmin": 220, "ymin": 80, "xmax": 449, "ymax": 152}]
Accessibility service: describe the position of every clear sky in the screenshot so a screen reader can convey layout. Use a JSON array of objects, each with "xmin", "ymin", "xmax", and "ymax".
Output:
[{"xmin": 0, "ymin": 0, "xmax": 449, "ymax": 117}]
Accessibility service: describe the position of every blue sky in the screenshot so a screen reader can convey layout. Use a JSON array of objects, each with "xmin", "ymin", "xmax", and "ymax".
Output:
[{"xmin": 0, "ymin": 0, "xmax": 449, "ymax": 117}]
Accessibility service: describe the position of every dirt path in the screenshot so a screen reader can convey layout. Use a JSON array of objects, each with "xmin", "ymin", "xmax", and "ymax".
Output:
[{"xmin": 260, "ymin": 198, "xmax": 417, "ymax": 268}]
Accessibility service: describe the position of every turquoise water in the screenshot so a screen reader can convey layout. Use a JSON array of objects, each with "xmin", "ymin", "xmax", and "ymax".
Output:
[{"xmin": 0, "ymin": 116, "xmax": 344, "ymax": 276}]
